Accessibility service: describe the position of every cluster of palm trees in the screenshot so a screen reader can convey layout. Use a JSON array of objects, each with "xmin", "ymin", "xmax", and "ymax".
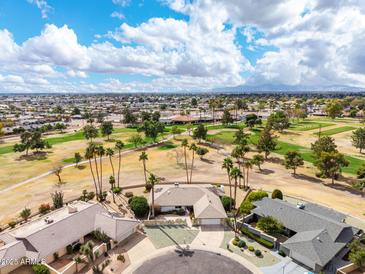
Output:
[
  {"xmin": 84, "ymin": 140, "xmax": 124, "ymax": 201},
  {"xmin": 181, "ymin": 139, "xmax": 198, "ymax": 184},
  {"xmin": 221, "ymin": 129, "xmax": 256, "ymax": 210}
]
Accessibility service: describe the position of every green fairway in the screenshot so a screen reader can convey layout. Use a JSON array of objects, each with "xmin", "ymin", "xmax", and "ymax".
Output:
[
  {"xmin": 314, "ymin": 126, "xmax": 356, "ymax": 137},
  {"xmin": 207, "ymin": 130, "xmax": 364, "ymax": 175},
  {"xmin": 289, "ymin": 120, "xmax": 333, "ymax": 131}
]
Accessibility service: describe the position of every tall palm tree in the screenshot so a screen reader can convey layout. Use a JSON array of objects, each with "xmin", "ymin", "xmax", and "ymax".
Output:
[
  {"xmin": 181, "ymin": 139, "xmax": 189, "ymax": 184},
  {"xmin": 85, "ymin": 144, "xmax": 99, "ymax": 195},
  {"xmin": 106, "ymin": 148, "xmax": 115, "ymax": 177},
  {"xmin": 189, "ymin": 143, "xmax": 197, "ymax": 183},
  {"xmin": 244, "ymin": 161, "xmax": 253, "ymax": 189},
  {"xmin": 139, "ymin": 151, "xmax": 148, "ymax": 185},
  {"xmin": 96, "ymin": 145, "xmax": 105, "ymax": 195},
  {"xmin": 148, "ymin": 173, "xmax": 159, "ymax": 218},
  {"xmin": 230, "ymin": 167, "xmax": 243, "ymax": 208},
  {"xmin": 115, "ymin": 140, "xmax": 124, "ymax": 188},
  {"xmin": 222, "ymin": 157, "xmax": 233, "ymax": 210},
  {"xmin": 109, "ymin": 175, "xmax": 116, "ymax": 203}
]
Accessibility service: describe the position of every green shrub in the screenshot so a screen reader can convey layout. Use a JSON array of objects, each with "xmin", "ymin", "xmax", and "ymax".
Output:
[
  {"xmin": 32, "ymin": 264, "xmax": 50, "ymax": 274},
  {"xmin": 271, "ymin": 189, "xmax": 283, "ymax": 200},
  {"xmin": 113, "ymin": 187, "xmax": 122, "ymax": 194},
  {"xmin": 240, "ymin": 201, "xmax": 254, "ymax": 215},
  {"xmin": 248, "ymin": 246, "xmax": 255, "ymax": 252},
  {"xmin": 238, "ymin": 240, "xmax": 246, "ymax": 248},
  {"xmin": 125, "ymin": 191, "xmax": 133, "ymax": 198},
  {"xmin": 246, "ymin": 191, "xmax": 268, "ymax": 203},
  {"xmin": 278, "ymin": 250, "xmax": 286, "ymax": 257},
  {"xmin": 257, "ymin": 216, "xmax": 283, "ymax": 235},
  {"xmin": 232, "ymin": 239, "xmax": 239, "ymax": 246},
  {"xmin": 129, "ymin": 196, "xmax": 149, "ymax": 217},
  {"xmin": 8, "ymin": 221, "xmax": 16, "ymax": 229},
  {"xmin": 117, "ymin": 254, "xmax": 125, "ymax": 263},
  {"xmin": 255, "ymin": 250, "xmax": 262, "ymax": 256},
  {"xmin": 221, "ymin": 196, "xmax": 235, "ymax": 211},
  {"xmin": 241, "ymin": 228, "xmax": 274, "ymax": 249}
]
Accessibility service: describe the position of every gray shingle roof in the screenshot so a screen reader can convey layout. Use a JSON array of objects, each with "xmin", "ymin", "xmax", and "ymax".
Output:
[{"xmin": 252, "ymin": 198, "xmax": 357, "ymax": 268}]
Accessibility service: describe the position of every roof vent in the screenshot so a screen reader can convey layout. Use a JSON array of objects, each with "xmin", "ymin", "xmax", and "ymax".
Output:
[
  {"xmin": 68, "ymin": 205, "xmax": 78, "ymax": 214},
  {"xmin": 174, "ymin": 182, "xmax": 179, "ymax": 187}
]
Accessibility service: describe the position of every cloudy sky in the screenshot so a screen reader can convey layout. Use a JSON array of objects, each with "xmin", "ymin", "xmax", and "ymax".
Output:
[{"xmin": 0, "ymin": 0, "xmax": 365, "ymax": 93}]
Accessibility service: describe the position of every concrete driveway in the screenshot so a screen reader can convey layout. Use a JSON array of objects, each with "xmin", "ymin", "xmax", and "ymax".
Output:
[{"xmin": 191, "ymin": 225, "xmax": 225, "ymax": 248}]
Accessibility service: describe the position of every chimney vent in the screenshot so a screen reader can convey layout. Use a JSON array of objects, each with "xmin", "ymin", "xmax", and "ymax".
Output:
[{"xmin": 68, "ymin": 205, "xmax": 78, "ymax": 214}]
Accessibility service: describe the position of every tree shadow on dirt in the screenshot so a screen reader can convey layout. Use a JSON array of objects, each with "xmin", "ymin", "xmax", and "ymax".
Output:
[
  {"xmin": 200, "ymin": 158, "xmax": 214, "ymax": 164},
  {"xmin": 294, "ymin": 173, "xmax": 323, "ymax": 184},
  {"xmin": 325, "ymin": 183, "xmax": 364, "ymax": 197},
  {"xmin": 16, "ymin": 151, "xmax": 49, "ymax": 161},
  {"xmin": 256, "ymin": 168, "xmax": 275, "ymax": 175}
]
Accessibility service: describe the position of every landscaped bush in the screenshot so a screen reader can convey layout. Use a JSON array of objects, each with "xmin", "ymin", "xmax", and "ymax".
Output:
[
  {"xmin": 257, "ymin": 216, "xmax": 283, "ymax": 236},
  {"xmin": 278, "ymin": 250, "xmax": 286, "ymax": 257},
  {"xmin": 8, "ymin": 221, "xmax": 16, "ymax": 229},
  {"xmin": 248, "ymin": 246, "xmax": 255, "ymax": 252},
  {"xmin": 255, "ymin": 250, "xmax": 262, "ymax": 257},
  {"xmin": 125, "ymin": 191, "xmax": 133, "ymax": 198},
  {"xmin": 221, "ymin": 196, "xmax": 235, "ymax": 211},
  {"xmin": 239, "ymin": 200, "xmax": 254, "ymax": 215},
  {"xmin": 241, "ymin": 228, "xmax": 274, "ymax": 249},
  {"xmin": 232, "ymin": 238, "xmax": 239, "ymax": 246},
  {"xmin": 238, "ymin": 240, "xmax": 246, "ymax": 248},
  {"xmin": 32, "ymin": 264, "xmax": 50, "ymax": 274},
  {"xmin": 38, "ymin": 203, "xmax": 51, "ymax": 214},
  {"xmin": 246, "ymin": 191, "xmax": 268, "ymax": 203},
  {"xmin": 271, "ymin": 189, "xmax": 283, "ymax": 200},
  {"xmin": 112, "ymin": 187, "xmax": 122, "ymax": 194},
  {"xmin": 117, "ymin": 254, "xmax": 125, "ymax": 263},
  {"xmin": 129, "ymin": 196, "xmax": 149, "ymax": 218}
]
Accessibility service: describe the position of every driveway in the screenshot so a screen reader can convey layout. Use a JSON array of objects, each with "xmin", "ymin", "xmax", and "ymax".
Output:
[{"xmin": 191, "ymin": 225, "xmax": 225, "ymax": 248}]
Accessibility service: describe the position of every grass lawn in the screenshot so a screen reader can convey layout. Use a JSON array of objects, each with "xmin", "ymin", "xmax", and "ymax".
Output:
[
  {"xmin": 289, "ymin": 120, "xmax": 333, "ymax": 131},
  {"xmin": 157, "ymin": 141, "xmax": 177, "ymax": 150},
  {"xmin": 207, "ymin": 130, "xmax": 363, "ymax": 175},
  {"xmin": 313, "ymin": 126, "xmax": 356, "ymax": 136}
]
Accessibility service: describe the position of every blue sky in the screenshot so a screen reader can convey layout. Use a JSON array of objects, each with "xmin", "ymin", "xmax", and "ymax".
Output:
[{"xmin": 0, "ymin": 0, "xmax": 364, "ymax": 93}]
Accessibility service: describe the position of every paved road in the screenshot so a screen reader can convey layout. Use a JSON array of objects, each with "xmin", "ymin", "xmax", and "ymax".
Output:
[{"xmin": 134, "ymin": 249, "xmax": 254, "ymax": 274}]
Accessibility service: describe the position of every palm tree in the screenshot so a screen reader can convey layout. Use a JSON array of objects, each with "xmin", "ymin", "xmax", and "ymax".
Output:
[
  {"xmin": 85, "ymin": 144, "xmax": 99, "ymax": 195},
  {"xmin": 189, "ymin": 143, "xmax": 197, "ymax": 183},
  {"xmin": 80, "ymin": 240, "xmax": 96, "ymax": 267},
  {"xmin": 222, "ymin": 157, "xmax": 233, "ymax": 210},
  {"xmin": 244, "ymin": 161, "xmax": 253, "ymax": 189},
  {"xmin": 74, "ymin": 256, "xmax": 84, "ymax": 273},
  {"xmin": 148, "ymin": 173, "xmax": 159, "ymax": 218},
  {"xmin": 115, "ymin": 141, "xmax": 124, "ymax": 188},
  {"xmin": 139, "ymin": 151, "xmax": 148, "ymax": 185},
  {"xmin": 96, "ymin": 145, "xmax": 105, "ymax": 195},
  {"xmin": 230, "ymin": 167, "xmax": 243, "ymax": 208},
  {"xmin": 109, "ymin": 175, "xmax": 116, "ymax": 203},
  {"xmin": 181, "ymin": 139, "xmax": 189, "ymax": 183},
  {"xmin": 106, "ymin": 148, "xmax": 115, "ymax": 177}
]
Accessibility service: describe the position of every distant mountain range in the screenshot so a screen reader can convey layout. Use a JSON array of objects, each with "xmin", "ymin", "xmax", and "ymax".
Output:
[{"xmin": 211, "ymin": 84, "xmax": 365, "ymax": 93}]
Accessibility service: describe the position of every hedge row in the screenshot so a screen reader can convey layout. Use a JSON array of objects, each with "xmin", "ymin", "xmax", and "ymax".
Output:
[{"xmin": 241, "ymin": 228, "xmax": 274, "ymax": 249}]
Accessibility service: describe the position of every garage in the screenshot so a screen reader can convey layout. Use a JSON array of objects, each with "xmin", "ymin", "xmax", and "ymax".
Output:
[{"xmin": 200, "ymin": 219, "xmax": 221, "ymax": 225}]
